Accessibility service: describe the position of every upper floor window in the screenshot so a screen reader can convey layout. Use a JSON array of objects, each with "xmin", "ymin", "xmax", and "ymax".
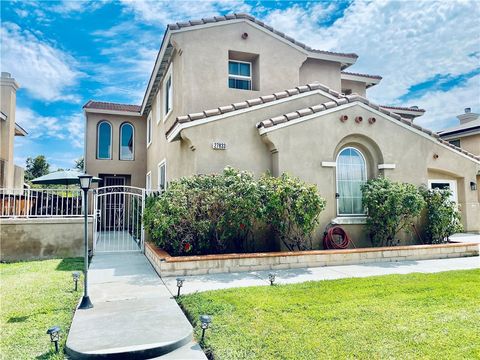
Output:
[
  {"xmin": 163, "ymin": 64, "xmax": 173, "ymax": 120},
  {"xmin": 336, "ymin": 147, "xmax": 367, "ymax": 216},
  {"xmin": 120, "ymin": 122, "xmax": 134, "ymax": 160},
  {"xmin": 158, "ymin": 159, "xmax": 166, "ymax": 192},
  {"xmin": 147, "ymin": 112, "xmax": 152, "ymax": 147},
  {"xmin": 97, "ymin": 121, "xmax": 112, "ymax": 159},
  {"xmin": 228, "ymin": 60, "xmax": 252, "ymax": 90}
]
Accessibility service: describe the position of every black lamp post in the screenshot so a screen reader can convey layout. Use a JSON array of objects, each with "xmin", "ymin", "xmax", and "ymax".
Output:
[
  {"xmin": 176, "ymin": 277, "xmax": 185, "ymax": 297},
  {"xmin": 199, "ymin": 315, "xmax": 212, "ymax": 342},
  {"xmin": 72, "ymin": 271, "xmax": 80, "ymax": 291},
  {"xmin": 78, "ymin": 174, "xmax": 93, "ymax": 309},
  {"xmin": 46, "ymin": 326, "xmax": 61, "ymax": 353},
  {"xmin": 268, "ymin": 272, "xmax": 276, "ymax": 286}
]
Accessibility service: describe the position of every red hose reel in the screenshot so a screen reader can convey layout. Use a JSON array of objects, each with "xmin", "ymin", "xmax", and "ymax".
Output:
[{"xmin": 323, "ymin": 225, "xmax": 354, "ymax": 250}]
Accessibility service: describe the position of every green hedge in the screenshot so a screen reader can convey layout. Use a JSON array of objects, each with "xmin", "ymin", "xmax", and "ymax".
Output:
[{"xmin": 144, "ymin": 167, "xmax": 326, "ymax": 255}]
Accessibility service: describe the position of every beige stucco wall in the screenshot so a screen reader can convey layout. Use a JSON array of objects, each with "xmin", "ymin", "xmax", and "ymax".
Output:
[
  {"xmin": 457, "ymin": 134, "xmax": 480, "ymax": 156},
  {"xmin": 85, "ymin": 112, "xmax": 147, "ymax": 188},
  {"xmin": 341, "ymin": 79, "xmax": 367, "ymax": 97},
  {"xmin": 0, "ymin": 218, "xmax": 94, "ymax": 261},
  {"xmin": 0, "ymin": 74, "xmax": 18, "ymax": 189},
  {"xmin": 262, "ymin": 104, "xmax": 480, "ymax": 247},
  {"xmin": 299, "ymin": 59, "xmax": 341, "ymax": 92}
]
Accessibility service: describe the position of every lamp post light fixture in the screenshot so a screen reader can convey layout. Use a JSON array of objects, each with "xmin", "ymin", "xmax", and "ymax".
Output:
[
  {"xmin": 470, "ymin": 181, "xmax": 477, "ymax": 191},
  {"xmin": 72, "ymin": 271, "xmax": 80, "ymax": 291},
  {"xmin": 176, "ymin": 277, "xmax": 185, "ymax": 297},
  {"xmin": 46, "ymin": 326, "xmax": 61, "ymax": 353},
  {"xmin": 78, "ymin": 174, "xmax": 93, "ymax": 309},
  {"xmin": 199, "ymin": 315, "xmax": 212, "ymax": 342},
  {"xmin": 268, "ymin": 272, "xmax": 276, "ymax": 286}
]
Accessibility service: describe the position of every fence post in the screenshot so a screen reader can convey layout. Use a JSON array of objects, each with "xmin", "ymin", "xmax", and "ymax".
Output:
[{"xmin": 141, "ymin": 188, "xmax": 145, "ymax": 253}]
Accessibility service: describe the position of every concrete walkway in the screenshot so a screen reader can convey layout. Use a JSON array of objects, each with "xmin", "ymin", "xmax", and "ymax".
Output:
[
  {"xmin": 66, "ymin": 252, "xmax": 207, "ymax": 359},
  {"xmin": 162, "ymin": 256, "xmax": 479, "ymax": 295}
]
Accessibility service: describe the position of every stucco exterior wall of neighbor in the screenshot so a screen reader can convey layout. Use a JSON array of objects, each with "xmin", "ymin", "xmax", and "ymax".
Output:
[
  {"xmin": 261, "ymin": 104, "xmax": 480, "ymax": 247},
  {"xmin": 340, "ymin": 79, "xmax": 367, "ymax": 97},
  {"xmin": 458, "ymin": 134, "xmax": 480, "ymax": 156},
  {"xmin": 0, "ymin": 218, "xmax": 93, "ymax": 261},
  {"xmin": 0, "ymin": 74, "xmax": 18, "ymax": 189},
  {"xmin": 85, "ymin": 112, "xmax": 147, "ymax": 188},
  {"xmin": 299, "ymin": 59, "xmax": 341, "ymax": 92}
]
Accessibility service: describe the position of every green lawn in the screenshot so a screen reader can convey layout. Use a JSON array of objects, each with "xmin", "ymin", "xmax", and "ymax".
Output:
[
  {"xmin": 0, "ymin": 258, "xmax": 83, "ymax": 359},
  {"xmin": 179, "ymin": 270, "xmax": 480, "ymax": 360}
]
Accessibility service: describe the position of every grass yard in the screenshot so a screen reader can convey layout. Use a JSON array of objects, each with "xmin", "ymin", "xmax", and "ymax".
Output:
[
  {"xmin": 179, "ymin": 269, "xmax": 480, "ymax": 360},
  {"xmin": 0, "ymin": 258, "xmax": 83, "ymax": 359}
]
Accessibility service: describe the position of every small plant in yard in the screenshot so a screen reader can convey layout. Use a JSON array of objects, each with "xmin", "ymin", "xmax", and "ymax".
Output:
[
  {"xmin": 361, "ymin": 177, "xmax": 425, "ymax": 246},
  {"xmin": 420, "ymin": 186, "xmax": 463, "ymax": 243},
  {"xmin": 259, "ymin": 173, "xmax": 326, "ymax": 251}
]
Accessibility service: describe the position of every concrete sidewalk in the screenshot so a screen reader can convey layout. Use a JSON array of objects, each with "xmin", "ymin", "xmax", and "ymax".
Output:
[
  {"xmin": 66, "ymin": 252, "xmax": 207, "ymax": 359},
  {"xmin": 162, "ymin": 256, "xmax": 479, "ymax": 295}
]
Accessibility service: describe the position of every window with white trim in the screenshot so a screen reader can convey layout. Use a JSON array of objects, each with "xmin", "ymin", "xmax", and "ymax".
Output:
[
  {"xmin": 156, "ymin": 92, "xmax": 161, "ymax": 124},
  {"xmin": 336, "ymin": 147, "xmax": 367, "ymax": 215},
  {"xmin": 163, "ymin": 64, "xmax": 173, "ymax": 120},
  {"xmin": 158, "ymin": 159, "xmax": 166, "ymax": 192},
  {"xmin": 428, "ymin": 180, "xmax": 458, "ymax": 203},
  {"xmin": 228, "ymin": 60, "xmax": 252, "ymax": 90},
  {"xmin": 147, "ymin": 112, "xmax": 152, "ymax": 146},
  {"xmin": 97, "ymin": 121, "xmax": 112, "ymax": 159},
  {"xmin": 146, "ymin": 172, "xmax": 152, "ymax": 193},
  {"xmin": 119, "ymin": 122, "xmax": 134, "ymax": 160}
]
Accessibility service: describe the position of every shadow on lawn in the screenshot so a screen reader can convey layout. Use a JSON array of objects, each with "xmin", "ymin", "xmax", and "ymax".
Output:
[{"xmin": 55, "ymin": 258, "xmax": 83, "ymax": 271}]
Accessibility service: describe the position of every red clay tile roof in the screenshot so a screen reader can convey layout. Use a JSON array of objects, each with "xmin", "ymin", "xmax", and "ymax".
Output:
[
  {"xmin": 83, "ymin": 100, "xmax": 141, "ymax": 113},
  {"xmin": 166, "ymin": 83, "xmax": 341, "ymax": 138},
  {"xmin": 168, "ymin": 13, "xmax": 358, "ymax": 60},
  {"xmin": 341, "ymin": 71, "xmax": 382, "ymax": 80},
  {"xmin": 380, "ymin": 105, "xmax": 426, "ymax": 112},
  {"xmin": 256, "ymin": 94, "xmax": 478, "ymax": 162}
]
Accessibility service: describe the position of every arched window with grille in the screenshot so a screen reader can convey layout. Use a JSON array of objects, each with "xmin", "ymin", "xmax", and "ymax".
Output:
[
  {"xmin": 119, "ymin": 122, "xmax": 134, "ymax": 160},
  {"xmin": 97, "ymin": 121, "xmax": 112, "ymax": 159},
  {"xmin": 336, "ymin": 147, "xmax": 367, "ymax": 215}
]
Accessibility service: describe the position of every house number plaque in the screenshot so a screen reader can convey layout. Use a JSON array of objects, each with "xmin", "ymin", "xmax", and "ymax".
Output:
[{"xmin": 212, "ymin": 142, "xmax": 227, "ymax": 150}]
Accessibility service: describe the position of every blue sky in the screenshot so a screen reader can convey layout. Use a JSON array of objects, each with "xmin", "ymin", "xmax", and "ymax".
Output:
[{"xmin": 1, "ymin": 0, "xmax": 479, "ymax": 170}]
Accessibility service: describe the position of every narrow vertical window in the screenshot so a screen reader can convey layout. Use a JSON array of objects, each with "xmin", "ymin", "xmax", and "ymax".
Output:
[
  {"xmin": 164, "ymin": 75, "xmax": 172, "ymax": 116},
  {"xmin": 119, "ymin": 123, "xmax": 134, "ymax": 160},
  {"xmin": 147, "ymin": 113, "xmax": 152, "ymax": 146},
  {"xmin": 336, "ymin": 147, "xmax": 367, "ymax": 215},
  {"xmin": 97, "ymin": 121, "xmax": 112, "ymax": 159},
  {"xmin": 158, "ymin": 160, "xmax": 166, "ymax": 192}
]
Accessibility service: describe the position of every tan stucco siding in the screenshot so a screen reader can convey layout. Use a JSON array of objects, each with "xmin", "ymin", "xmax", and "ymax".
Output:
[
  {"xmin": 457, "ymin": 133, "xmax": 480, "ymax": 156},
  {"xmin": 263, "ymin": 104, "xmax": 480, "ymax": 239},
  {"xmin": 299, "ymin": 59, "xmax": 341, "ymax": 92},
  {"xmin": 1, "ymin": 81, "xmax": 17, "ymax": 188},
  {"xmin": 85, "ymin": 112, "xmax": 147, "ymax": 187},
  {"xmin": 340, "ymin": 79, "xmax": 367, "ymax": 97}
]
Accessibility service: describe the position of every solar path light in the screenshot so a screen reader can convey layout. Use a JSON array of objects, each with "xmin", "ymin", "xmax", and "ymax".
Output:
[
  {"xmin": 46, "ymin": 326, "xmax": 61, "ymax": 353},
  {"xmin": 200, "ymin": 315, "xmax": 212, "ymax": 342}
]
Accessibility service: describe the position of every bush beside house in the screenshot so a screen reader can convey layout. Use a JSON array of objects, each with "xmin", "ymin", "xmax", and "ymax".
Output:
[{"xmin": 144, "ymin": 167, "xmax": 325, "ymax": 255}]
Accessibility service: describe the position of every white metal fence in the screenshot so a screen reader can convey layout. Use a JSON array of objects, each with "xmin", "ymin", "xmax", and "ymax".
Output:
[{"xmin": 0, "ymin": 188, "xmax": 94, "ymax": 218}]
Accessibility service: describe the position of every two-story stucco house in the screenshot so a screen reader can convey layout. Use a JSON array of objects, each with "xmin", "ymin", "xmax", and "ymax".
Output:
[
  {"xmin": 84, "ymin": 14, "xmax": 480, "ymax": 246},
  {"xmin": 1, "ymin": 72, "xmax": 27, "ymax": 188}
]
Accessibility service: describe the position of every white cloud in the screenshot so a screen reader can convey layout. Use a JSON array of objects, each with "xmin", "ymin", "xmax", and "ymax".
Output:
[
  {"xmin": 48, "ymin": 0, "xmax": 109, "ymax": 15},
  {"xmin": 0, "ymin": 22, "xmax": 82, "ymax": 102},
  {"xmin": 259, "ymin": 0, "xmax": 480, "ymax": 129},
  {"xmin": 15, "ymin": 107, "xmax": 84, "ymax": 148}
]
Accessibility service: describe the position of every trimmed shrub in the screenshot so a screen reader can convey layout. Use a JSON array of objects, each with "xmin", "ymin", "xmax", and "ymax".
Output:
[
  {"xmin": 259, "ymin": 173, "xmax": 326, "ymax": 251},
  {"xmin": 361, "ymin": 177, "xmax": 425, "ymax": 247},
  {"xmin": 144, "ymin": 167, "xmax": 326, "ymax": 255},
  {"xmin": 420, "ymin": 186, "xmax": 463, "ymax": 244}
]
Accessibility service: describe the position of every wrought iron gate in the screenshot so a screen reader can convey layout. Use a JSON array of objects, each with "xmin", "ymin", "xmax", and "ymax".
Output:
[{"xmin": 94, "ymin": 186, "xmax": 145, "ymax": 252}]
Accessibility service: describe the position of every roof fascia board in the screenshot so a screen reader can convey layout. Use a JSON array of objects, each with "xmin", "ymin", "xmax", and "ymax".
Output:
[
  {"xmin": 341, "ymin": 73, "xmax": 381, "ymax": 84},
  {"xmin": 440, "ymin": 127, "xmax": 480, "ymax": 139},
  {"xmin": 385, "ymin": 108, "xmax": 425, "ymax": 116},
  {"xmin": 259, "ymin": 101, "xmax": 480, "ymax": 165},
  {"xmin": 14, "ymin": 123, "xmax": 27, "ymax": 136},
  {"xmin": 84, "ymin": 108, "xmax": 143, "ymax": 117},
  {"xmin": 167, "ymin": 89, "xmax": 338, "ymax": 142}
]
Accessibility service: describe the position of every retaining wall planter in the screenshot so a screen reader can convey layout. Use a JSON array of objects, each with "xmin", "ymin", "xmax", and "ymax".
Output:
[{"xmin": 145, "ymin": 242, "xmax": 479, "ymax": 277}]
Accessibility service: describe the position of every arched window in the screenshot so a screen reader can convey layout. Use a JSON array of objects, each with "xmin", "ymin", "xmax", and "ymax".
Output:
[
  {"xmin": 336, "ymin": 147, "xmax": 367, "ymax": 215},
  {"xmin": 97, "ymin": 121, "xmax": 112, "ymax": 159},
  {"xmin": 120, "ymin": 123, "xmax": 134, "ymax": 160}
]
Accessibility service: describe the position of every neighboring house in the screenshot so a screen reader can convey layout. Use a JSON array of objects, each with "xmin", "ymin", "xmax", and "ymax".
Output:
[
  {"xmin": 1, "ymin": 72, "xmax": 27, "ymax": 188},
  {"xmin": 84, "ymin": 14, "xmax": 480, "ymax": 246},
  {"xmin": 438, "ymin": 108, "xmax": 480, "ymax": 156}
]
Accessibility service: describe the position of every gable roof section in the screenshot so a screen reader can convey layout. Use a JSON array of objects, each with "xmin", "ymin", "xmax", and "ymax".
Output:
[
  {"xmin": 257, "ymin": 94, "xmax": 479, "ymax": 163},
  {"xmin": 341, "ymin": 71, "xmax": 382, "ymax": 88},
  {"xmin": 83, "ymin": 100, "xmax": 142, "ymax": 116},
  {"xmin": 166, "ymin": 82, "xmax": 341, "ymax": 140},
  {"xmin": 142, "ymin": 13, "xmax": 358, "ymax": 115},
  {"xmin": 438, "ymin": 118, "xmax": 480, "ymax": 138}
]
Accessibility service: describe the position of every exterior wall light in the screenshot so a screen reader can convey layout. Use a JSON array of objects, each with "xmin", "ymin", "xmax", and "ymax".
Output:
[
  {"xmin": 46, "ymin": 326, "xmax": 61, "ymax": 353},
  {"xmin": 200, "ymin": 315, "xmax": 212, "ymax": 342},
  {"xmin": 176, "ymin": 277, "xmax": 185, "ymax": 297},
  {"xmin": 471, "ymin": 181, "xmax": 477, "ymax": 191},
  {"xmin": 72, "ymin": 271, "xmax": 80, "ymax": 291},
  {"xmin": 268, "ymin": 272, "xmax": 276, "ymax": 285}
]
